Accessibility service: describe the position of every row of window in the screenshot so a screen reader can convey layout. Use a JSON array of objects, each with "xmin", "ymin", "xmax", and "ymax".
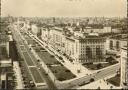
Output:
[
  {"xmin": 110, "ymin": 40, "xmax": 120, "ymax": 50},
  {"xmin": 79, "ymin": 58, "xmax": 104, "ymax": 62}
]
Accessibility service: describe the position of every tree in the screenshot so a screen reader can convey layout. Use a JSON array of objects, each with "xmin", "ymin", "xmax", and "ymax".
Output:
[
  {"xmin": 90, "ymin": 78, "xmax": 95, "ymax": 82},
  {"xmin": 97, "ymin": 63, "xmax": 102, "ymax": 69},
  {"xmin": 106, "ymin": 56, "xmax": 115, "ymax": 63}
]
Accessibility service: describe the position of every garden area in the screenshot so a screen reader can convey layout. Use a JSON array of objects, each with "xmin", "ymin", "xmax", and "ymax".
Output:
[
  {"xmin": 35, "ymin": 46, "xmax": 76, "ymax": 81},
  {"xmin": 107, "ymin": 74, "xmax": 120, "ymax": 86},
  {"xmin": 25, "ymin": 33, "xmax": 76, "ymax": 81},
  {"xmin": 83, "ymin": 56, "xmax": 118, "ymax": 70},
  {"xmin": 49, "ymin": 65, "xmax": 76, "ymax": 81}
]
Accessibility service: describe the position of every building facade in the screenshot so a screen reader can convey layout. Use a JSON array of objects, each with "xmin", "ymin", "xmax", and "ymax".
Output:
[
  {"xmin": 41, "ymin": 27, "xmax": 106, "ymax": 64},
  {"xmin": 106, "ymin": 34, "xmax": 127, "ymax": 56},
  {"xmin": 0, "ymin": 33, "xmax": 13, "ymax": 89},
  {"xmin": 84, "ymin": 26, "xmax": 121, "ymax": 34},
  {"xmin": 120, "ymin": 40, "xmax": 128, "ymax": 89},
  {"xmin": 72, "ymin": 35, "xmax": 106, "ymax": 63}
]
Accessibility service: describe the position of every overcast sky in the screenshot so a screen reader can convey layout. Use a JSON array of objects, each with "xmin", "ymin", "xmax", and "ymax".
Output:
[{"xmin": 1, "ymin": 0, "xmax": 127, "ymax": 17}]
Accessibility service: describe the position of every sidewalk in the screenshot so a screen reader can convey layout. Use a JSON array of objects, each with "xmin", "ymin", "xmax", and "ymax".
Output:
[{"xmin": 13, "ymin": 61, "xmax": 24, "ymax": 89}]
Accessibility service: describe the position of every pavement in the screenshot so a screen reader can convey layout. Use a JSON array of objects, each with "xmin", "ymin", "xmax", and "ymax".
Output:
[{"xmin": 13, "ymin": 61, "xmax": 24, "ymax": 89}]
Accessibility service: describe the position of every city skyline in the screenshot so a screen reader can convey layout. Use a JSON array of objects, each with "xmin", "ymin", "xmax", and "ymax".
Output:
[{"xmin": 1, "ymin": 0, "xmax": 127, "ymax": 17}]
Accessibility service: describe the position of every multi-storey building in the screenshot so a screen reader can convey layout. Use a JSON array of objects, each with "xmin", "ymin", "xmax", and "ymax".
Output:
[
  {"xmin": 120, "ymin": 41, "xmax": 128, "ymax": 89},
  {"xmin": 41, "ymin": 27, "xmax": 106, "ymax": 64},
  {"xmin": 106, "ymin": 34, "xmax": 127, "ymax": 55},
  {"xmin": 0, "ymin": 33, "xmax": 13, "ymax": 89},
  {"xmin": 106, "ymin": 37, "xmax": 121, "ymax": 56},
  {"xmin": 65, "ymin": 35, "xmax": 106, "ymax": 63},
  {"xmin": 50, "ymin": 27, "xmax": 66, "ymax": 52},
  {"xmin": 84, "ymin": 26, "xmax": 121, "ymax": 34},
  {"xmin": 31, "ymin": 24, "xmax": 38, "ymax": 35},
  {"xmin": 41, "ymin": 27, "xmax": 50, "ymax": 43}
]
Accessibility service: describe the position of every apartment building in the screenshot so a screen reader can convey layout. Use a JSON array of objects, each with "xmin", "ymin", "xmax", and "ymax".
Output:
[
  {"xmin": 106, "ymin": 34, "xmax": 127, "ymax": 55},
  {"xmin": 41, "ymin": 27, "xmax": 106, "ymax": 63}
]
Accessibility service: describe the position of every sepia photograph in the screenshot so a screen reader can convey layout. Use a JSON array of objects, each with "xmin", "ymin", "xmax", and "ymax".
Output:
[{"xmin": 0, "ymin": 0, "xmax": 128, "ymax": 89}]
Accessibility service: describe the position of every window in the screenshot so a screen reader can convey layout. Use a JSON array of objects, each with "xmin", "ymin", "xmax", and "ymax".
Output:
[
  {"xmin": 86, "ymin": 46, "xmax": 92, "ymax": 59},
  {"xmin": 110, "ymin": 40, "xmax": 113, "ymax": 50},
  {"xmin": 76, "ymin": 43, "xmax": 78, "ymax": 53},
  {"xmin": 116, "ymin": 41, "xmax": 120, "ymax": 50},
  {"xmin": 96, "ymin": 46, "xmax": 102, "ymax": 59}
]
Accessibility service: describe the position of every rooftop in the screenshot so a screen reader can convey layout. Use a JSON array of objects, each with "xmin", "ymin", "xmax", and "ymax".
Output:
[{"xmin": 110, "ymin": 34, "xmax": 128, "ymax": 40}]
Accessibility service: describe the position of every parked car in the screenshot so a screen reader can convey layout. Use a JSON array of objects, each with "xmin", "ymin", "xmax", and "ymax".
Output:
[
  {"xmin": 50, "ymin": 55, "xmax": 54, "ymax": 57},
  {"xmin": 59, "ymin": 56, "xmax": 63, "ymax": 60},
  {"xmin": 90, "ymin": 78, "xmax": 95, "ymax": 82}
]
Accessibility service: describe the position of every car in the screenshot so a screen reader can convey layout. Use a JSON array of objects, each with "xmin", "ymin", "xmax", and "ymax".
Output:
[
  {"xmin": 59, "ymin": 56, "xmax": 63, "ymax": 60},
  {"xmin": 45, "ymin": 73, "xmax": 48, "ymax": 76},
  {"xmin": 38, "ymin": 68, "xmax": 41, "ymax": 70},
  {"xmin": 78, "ymin": 81, "xmax": 90, "ymax": 86},
  {"xmin": 50, "ymin": 55, "xmax": 54, "ymax": 57},
  {"xmin": 37, "ymin": 59, "xmax": 40, "ymax": 62},
  {"xmin": 97, "ymin": 71, "xmax": 101, "ymax": 73},
  {"xmin": 116, "ymin": 55, "xmax": 120, "ymax": 58},
  {"xmin": 90, "ymin": 78, "xmax": 95, "ymax": 82},
  {"xmin": 31, "ymin": 45, "xmax": 35, "ymax": 47}
]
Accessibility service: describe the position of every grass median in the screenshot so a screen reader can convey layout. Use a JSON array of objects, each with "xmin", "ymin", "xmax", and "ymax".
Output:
[{"xmin": 29, "ymin": 67, "xmax": 44, "ymax": 83}]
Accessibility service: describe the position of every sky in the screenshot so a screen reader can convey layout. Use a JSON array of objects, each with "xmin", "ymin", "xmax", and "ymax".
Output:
[{"xmin": 1, "ymin": 0, "xmax": 127, "ymax": 17}]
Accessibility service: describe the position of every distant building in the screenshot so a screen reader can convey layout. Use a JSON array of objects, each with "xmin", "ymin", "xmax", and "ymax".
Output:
[
  {"xmin": 106, "ymin": 34, "xmax": 127, "ymax": 55},
  {"xmin": 31, "ymin": 24, "xmax": 38, "ymax": 35},
  {"xmin": 84, "ymin": 26, "xmax": 121, "ymax": 34}
]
